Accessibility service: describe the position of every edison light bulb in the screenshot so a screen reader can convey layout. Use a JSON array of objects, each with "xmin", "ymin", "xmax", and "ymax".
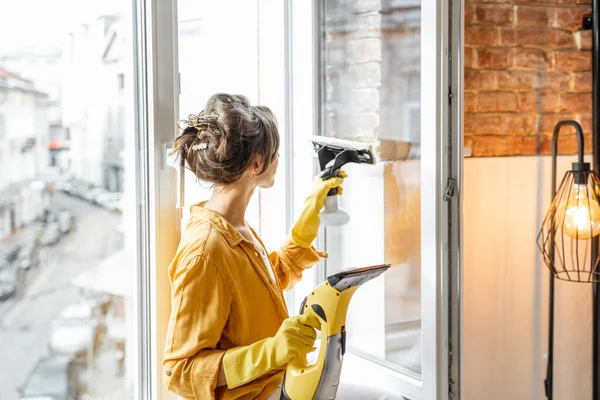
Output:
[{"xmin": 555, "ymin": 184, "xmax": 600, "ymax": 239}]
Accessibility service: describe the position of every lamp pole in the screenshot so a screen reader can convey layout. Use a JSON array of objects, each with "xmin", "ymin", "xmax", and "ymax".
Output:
[
  {"xmin": 545, "ymin": 121, "xmax": 586, "ymax": 400},
  {"xmin": 592, "ymin": 0, "xmax": 600, "ymax": 393},
  {"xmin": 583, "ymin": 0, "xmax": 600, "ymax": 396}
]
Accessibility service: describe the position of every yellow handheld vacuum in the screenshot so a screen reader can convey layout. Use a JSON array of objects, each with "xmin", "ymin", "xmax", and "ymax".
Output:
[{"xmin": 280, "ymin": 264, "xmax": 391, "ymax": 400}]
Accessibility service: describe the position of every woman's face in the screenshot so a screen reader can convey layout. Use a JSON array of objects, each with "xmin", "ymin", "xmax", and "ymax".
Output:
[{"xmin": 256, "ymin": 152, "xmax": 279, "ymax": 189}]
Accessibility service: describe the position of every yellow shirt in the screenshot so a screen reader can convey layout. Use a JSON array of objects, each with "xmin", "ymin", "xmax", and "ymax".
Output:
[{"xmin": 163, "ymin": 202, "xmax": 323, "ymax": 399}]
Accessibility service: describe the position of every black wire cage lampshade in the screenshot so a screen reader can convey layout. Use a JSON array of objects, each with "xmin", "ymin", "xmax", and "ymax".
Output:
[{"xmin": 537, "ymin": 121, "xmax": 600, "ymax": 283}]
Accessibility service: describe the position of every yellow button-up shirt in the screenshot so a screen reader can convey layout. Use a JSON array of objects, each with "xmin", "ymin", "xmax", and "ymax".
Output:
[{"xmin": 163, "ymin": 203, "xmax": 322, "ymax": 399}]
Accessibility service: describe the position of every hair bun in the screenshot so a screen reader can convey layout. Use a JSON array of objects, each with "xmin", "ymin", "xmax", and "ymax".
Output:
[{"xmin": 171, "ymin": 93, "xmax": 280, "ymax": 185}]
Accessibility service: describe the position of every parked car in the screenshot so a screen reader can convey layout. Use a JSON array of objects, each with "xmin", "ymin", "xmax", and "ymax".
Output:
[
  {"xmin": 81, "ymin": 187, "xmax": 105, "ymax": 205},
  {"xmin": 15, "ymin": 245, "xmax": 40, "ymax": 270},
  {"xmin": 0, "ymin": 264, "xmax": 24, "ymax": 301},
  {"xmin": 41, "ymin": 223, "xmax": 61, "ymax": 246},
  {"xmin": 57, "ymin": 210, "xmax": 74, "ymax": 234},
  {"xmin": 43, "ymin": 209, "xmax": 59, "ymax": 224},
  {"xmin": 95, "ymin": 192, "xmax": 123, "ymax": 212},
  {"xmin": 2, "ymin": 245, "xmax": 20, "ymax": 265},
  {"xmin": 55, "ymin": 179, "xmax": 74, "ymax": 193},
  {"xmin": 18, "ymin": 355, "xmax": 86, "ymax": 400},
  {"xmin": 67, "ymin": 181, "xmax": 90, "ymax": 199},
  {"xmin": 49, "ymin": 303, "xmax": 101, "ymax": 357}
]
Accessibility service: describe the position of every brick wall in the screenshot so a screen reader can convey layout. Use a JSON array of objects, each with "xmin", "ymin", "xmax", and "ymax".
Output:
[{"xmin": 464, "ymin": 0, "xmax": 593, "ymax": 156}]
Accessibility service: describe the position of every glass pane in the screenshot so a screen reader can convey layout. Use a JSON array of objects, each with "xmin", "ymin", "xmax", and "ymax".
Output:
[
  {"xmin": 0, "ymin": 2, "xmax": 137, "ymax": 398},
  {"xmin": 177, "ymin": 0, "xmax": 287, "ymax": 248},
  {"xmin": 320, "ymin": 0, "xmax": 422, "ymax": 376}
]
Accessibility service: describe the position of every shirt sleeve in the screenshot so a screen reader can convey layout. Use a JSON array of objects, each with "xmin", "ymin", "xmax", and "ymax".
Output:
[
  {"xmin": 162, "ymin": 254, "xmax": 231, "ymax": 399},
  {"xmin": 269, "ymin": 236, "xmax": 325, "ymax": 291}
]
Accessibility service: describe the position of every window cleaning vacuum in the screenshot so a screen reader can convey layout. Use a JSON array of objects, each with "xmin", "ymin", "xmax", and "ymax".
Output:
[
  {"xmin": 308, "ymin": 136, "xmax": 377, "ymax": 226},
  {"xmin": 280, "ymin": 136, "xmax": 389, "ymax": 399},
  {"xmin": 280, "ymin": 264, "xmax": 391, "ymax": 400}
]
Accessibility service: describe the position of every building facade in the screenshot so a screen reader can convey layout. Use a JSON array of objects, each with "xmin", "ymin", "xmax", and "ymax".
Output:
[{"xmin": 0, "ymin": 68, "xmax": 49, "ymax": 241}]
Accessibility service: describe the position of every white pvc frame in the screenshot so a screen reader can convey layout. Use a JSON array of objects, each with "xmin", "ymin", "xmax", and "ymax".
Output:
[
  {"xmin": 300, "ymin": 0, "xmax": 455, "ymax": 397},
  {"xmin": 132, "ymin": 0, "xmax": 180, "ymax": 398},
  {"xmin": 135, "ymin": 0, "xmax": 460, "ymax": 397}
]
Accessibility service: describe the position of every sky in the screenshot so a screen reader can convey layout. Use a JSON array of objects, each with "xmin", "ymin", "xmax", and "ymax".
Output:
[{"xmin": 0, "ymin": 0, "xmax": 123, "ymax": 55}]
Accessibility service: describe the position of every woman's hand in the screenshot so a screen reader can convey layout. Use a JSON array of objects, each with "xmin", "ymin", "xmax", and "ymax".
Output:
[
  {"xmin": 222, "ymin": 314, "xmax": 321, "ymax": 389},
  {"xmin": 290, "ymin": 171, "xmax": 347, "ymax": 248},
  {"xmin": 267, "ymin": 314, "xmax": 321, "ymax": 366}
]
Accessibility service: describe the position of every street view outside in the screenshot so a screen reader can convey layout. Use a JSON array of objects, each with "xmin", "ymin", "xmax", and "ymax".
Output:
[{"xmin": 0, "ymin": 0, "xmax": 135, "ymax": 399}]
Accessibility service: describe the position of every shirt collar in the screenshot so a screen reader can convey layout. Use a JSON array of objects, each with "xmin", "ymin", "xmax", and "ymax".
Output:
[{"xmin": 189, "ymin": 202, "xmax": 245, "ymax": 247}]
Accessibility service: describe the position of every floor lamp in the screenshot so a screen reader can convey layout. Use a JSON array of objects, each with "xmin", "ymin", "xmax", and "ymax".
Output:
[{"xmin": 537, "ymin": 121, "xmax": 600, "ymax": 400}]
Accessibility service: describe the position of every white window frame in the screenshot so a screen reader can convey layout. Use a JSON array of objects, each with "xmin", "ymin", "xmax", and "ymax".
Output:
[
  {"xmin": 132, "ymin": 0, "xmax": 180, "ymax": 398},
  {"xmin": 138, "ymin": 0, "xmax": 461, "ymax": 397},
  {"xmin": 140, "ymin": 1, "xmax": 296, "ymax": 399},
  {"xmin": 289, "ymin": 0, "xmax": 456, "ymax": 398}
]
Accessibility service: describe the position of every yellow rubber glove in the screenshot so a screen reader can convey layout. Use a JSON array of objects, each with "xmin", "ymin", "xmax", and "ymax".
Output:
[
  {"xmin": 290, "ymin": 171, "xmax": 347, "ymax": 248},
  {"xmin": 222, "ymin": 314, "xmax": 321, "ymax": 389}
]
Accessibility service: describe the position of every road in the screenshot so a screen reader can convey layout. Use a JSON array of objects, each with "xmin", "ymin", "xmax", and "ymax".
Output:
[{"xmin": 0, "ymin": 192, "xmax": 123, "ymax": 400}]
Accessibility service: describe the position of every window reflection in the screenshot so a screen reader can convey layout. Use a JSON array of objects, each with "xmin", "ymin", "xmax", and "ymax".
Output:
[{"xmin": 322, "ymin": 0, "xmax": 422, "ymax": 376}]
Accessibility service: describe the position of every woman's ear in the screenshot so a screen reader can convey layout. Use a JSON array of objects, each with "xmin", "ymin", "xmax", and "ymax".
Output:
[{"xmin": 251, "ymin": 157, "xmax": 264, "ymax": 175}]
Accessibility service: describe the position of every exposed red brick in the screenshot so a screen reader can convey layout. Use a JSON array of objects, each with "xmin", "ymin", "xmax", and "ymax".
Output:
[
  {"xmin": 516, "ymin": 5, "xmax": 551, "ymax": 27},
  {"xmin": 464, "ymin": 93, "xmax": 478, "ymax": 112},
  {"xmin": 465, "ymin": 68, "xmax": 496, "ymax": 90},
  {"xmin": 464, "ymin": 113, "xmax": 504, "ymax": 134},
  {"xmin": 478, "ymin": 91, "xmax": 518, "ymax": 112},
  {"xmin": 518, "ymin": 92, "xmax": 540, "ymax": 112},
  {"xmin": 465, "ymin": 27, "xmax": 498, "ymax": 46},
  {"xmin": 552, "ymin": 7, "xmax": 592, "ymax": 31},
  {"xmin": 465, "ymin": 0, "xmax": 593, "ymax": 157},
  {"xmin": 538, "ymin": 113, "xmax": 576, "ymax": 133},
  {"xmin": 472, "ymin": 135, "xmax": 509, "ymax": 156},
  {"xmin": 518, "ymin": 91, "xmax": 561, "ymax": 112},
  {"xmin": 553, "ymin": 50, "xmax": 592, "ymax": 72},
  {"xmin": 539, "ymin": 134, "xmax": 593, "ymax": 154},
  {"xmin": 477, "ymin": 48, "xmax": 513, "ymax": 69},
  {"xmin": 464, "ymin": 135, "xmax": 474, "ymax": 152},
  {"xmin": 576, "ymin": 113, "xmax": 593, "ymax": 133},
  {"xmin": 540, "ymin": 72, "xmax": 571, "ymax": 90},
  {"xmin": 507, "ymin": 136, "xmax": 541, "ymax": 155},
  {"xmin": 464, "ymin": 48, "xmax": 475, "ymax": 68},
  {"xmin": 498, "ymin": 28, "xmax": 574, "ymax": 49},
  {"xmin": 549, "ymin": 30, "xmax": 576, "ymax": 48},
  {"xmin": 475, "ymin": 4, "xmax": 515, "ymax": 24},
  {"xmin": 571, "ymin": 71, "xmax": 592, "ymax": 91},
  {"xmin": 574, "ymin": 30, "xmax": 593, "ymax": 50},
  {"xmin": 499, "ymin": 27, "xmax": 548, "ymax": 47},
  {"xmin": 514, "ymin": 48, "xmax": 551, "ymax": 70},
  {"xmin": 524, "ymin": 0, "xmax": 580, "ymax": 5},
  {"xmin": 465, "ymin": 4, "xmax": 475, "ymax": 23},
  {"xmin": 503, "ymin": 113, "xmax": 537, "ymax": 134},
  {"xmin": 497, "ymin": 70, "xmax": 539, "ymax": 90},
  {"xmin": 560, "ymin": 92, "xmax": 592, "ymax": 112}
]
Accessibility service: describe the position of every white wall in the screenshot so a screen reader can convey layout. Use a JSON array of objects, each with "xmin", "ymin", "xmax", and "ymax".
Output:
[{"xmin": 463, "ymin": 155, "xmax": 593, "ymax": 400}]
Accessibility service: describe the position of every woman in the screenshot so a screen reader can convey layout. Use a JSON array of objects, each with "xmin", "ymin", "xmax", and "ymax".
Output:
[{"xmin": 162, "ymin": 93, "xmax": 345, "ymax": 399}]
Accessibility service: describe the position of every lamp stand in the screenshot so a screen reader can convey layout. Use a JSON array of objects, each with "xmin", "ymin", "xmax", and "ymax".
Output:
[
  {"xmin": 545, "ymin": 121, "xmax": 586, "ymax": 400},
  {"xmin": 591, "ymin": 0, "xmax": 600, "ymax": 396},
  {"xmin": 592, "ymin": 0, "xmax": 600, "ymax": 390},
  {"xmin": 582, "ymin": 0, "xmax": 600, "ymax": 396}
]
